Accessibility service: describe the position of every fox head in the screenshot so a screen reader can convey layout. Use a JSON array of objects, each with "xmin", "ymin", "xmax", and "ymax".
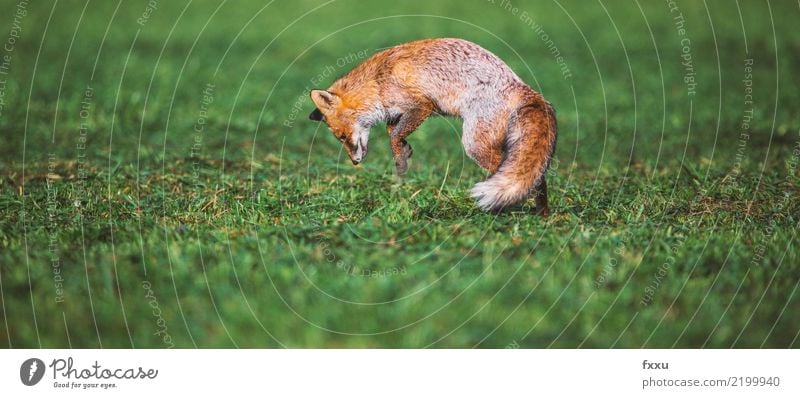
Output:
[{"xmin": 309, "ymin": 89, "xmax": 370, "ymax": 165}]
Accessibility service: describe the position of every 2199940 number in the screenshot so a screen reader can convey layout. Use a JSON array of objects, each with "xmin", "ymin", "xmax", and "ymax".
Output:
[{"xmin": 730, "ymin": 376, "xmax": 780, "ymax": 387}]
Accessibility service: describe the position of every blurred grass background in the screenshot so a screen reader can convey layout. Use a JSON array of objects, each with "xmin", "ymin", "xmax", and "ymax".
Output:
[{"xmin": 0, "ymin": 0, "xmax": 798, "ymax": 347}]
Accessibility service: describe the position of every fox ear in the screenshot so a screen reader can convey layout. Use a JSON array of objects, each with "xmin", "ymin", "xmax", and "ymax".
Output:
[
  {"xmin": 309, "ymin": 108, "xmax": 323, "ymax": 121},
  {"xmin": 310, "ymin": 89, "xmax": 339, "ymax": 112}
]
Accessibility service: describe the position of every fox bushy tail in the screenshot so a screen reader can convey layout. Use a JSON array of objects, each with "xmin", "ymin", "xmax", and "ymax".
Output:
[{"xmin": 470, "ymin": 100, "xmax": 557, "ymax": 212}]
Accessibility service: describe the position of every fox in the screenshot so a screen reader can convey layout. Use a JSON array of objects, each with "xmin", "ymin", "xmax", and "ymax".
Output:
[{"xmin": 309, "ymin": 38, "xmax": 557, "ymax": 214}]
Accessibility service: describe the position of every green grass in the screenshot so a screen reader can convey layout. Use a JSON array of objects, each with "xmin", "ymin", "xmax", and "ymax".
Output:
[{"xmin": 1, "ymin": 0, "xmax": 798, "ymax": 348}]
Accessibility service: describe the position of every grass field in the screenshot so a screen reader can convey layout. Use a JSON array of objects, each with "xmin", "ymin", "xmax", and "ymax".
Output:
[{"xmin": 1, "ymin": 0, "xmax": 798, "ymax": 348}]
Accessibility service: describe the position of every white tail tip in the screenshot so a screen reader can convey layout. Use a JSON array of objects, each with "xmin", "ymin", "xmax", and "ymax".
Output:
[{"xmin": 470, "ymin": 178, "xmax": 528, "ymax": 212}]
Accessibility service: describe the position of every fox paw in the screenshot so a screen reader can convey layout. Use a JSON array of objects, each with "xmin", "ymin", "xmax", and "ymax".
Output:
[
  {"xmin": 401, "ymin": 141, "xmax": 413, "ymax": 159},
  {"xmin": 394, "ymin": 141, "xmax": 413, "ymax": 175},
  {"xmin": 394, "ymin": 157, "xmax": 409, "ymax": 176}
]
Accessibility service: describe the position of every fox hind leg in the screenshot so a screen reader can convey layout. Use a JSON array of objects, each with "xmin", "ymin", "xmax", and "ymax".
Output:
[
  {"xmin": 462, "ymin": 119, "xmax": 504, "ymax": 174},
  {"xmin": 468, "ymin": 145, "xmax": 503, "ymax": 174},
  {"xmin": 534, "ymin": 177, "xmax": 548, "ymax": 216},
  {"xmin": 465, "ymin": 114, "xmax": 551, "ymax": 216}
]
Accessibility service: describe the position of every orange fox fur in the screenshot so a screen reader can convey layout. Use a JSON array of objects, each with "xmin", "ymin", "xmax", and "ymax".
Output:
[{"xmin": 309, "ymin": 38, "xmax": 557, "ymax": 214}]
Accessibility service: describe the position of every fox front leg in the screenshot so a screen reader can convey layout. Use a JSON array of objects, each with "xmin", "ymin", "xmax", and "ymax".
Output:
[
  {"xmin": 386, "ymin": 124, "xmax": 413, "ymax": 175},
  {"xmin": 387, "ymin": 107, "xmax": 431, "ymax": 176}
]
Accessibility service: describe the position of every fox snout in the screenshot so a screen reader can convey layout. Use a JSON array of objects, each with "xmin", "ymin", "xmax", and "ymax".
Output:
[{"xmin": 350, "ymin": 139, "xmax": 367, "ymax": 165}]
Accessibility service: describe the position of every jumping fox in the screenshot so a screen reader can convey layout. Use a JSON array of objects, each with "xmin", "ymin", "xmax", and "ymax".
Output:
[{"xmin": 309, "ymin": 38, "xmax": 557, "ymax": 214}]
